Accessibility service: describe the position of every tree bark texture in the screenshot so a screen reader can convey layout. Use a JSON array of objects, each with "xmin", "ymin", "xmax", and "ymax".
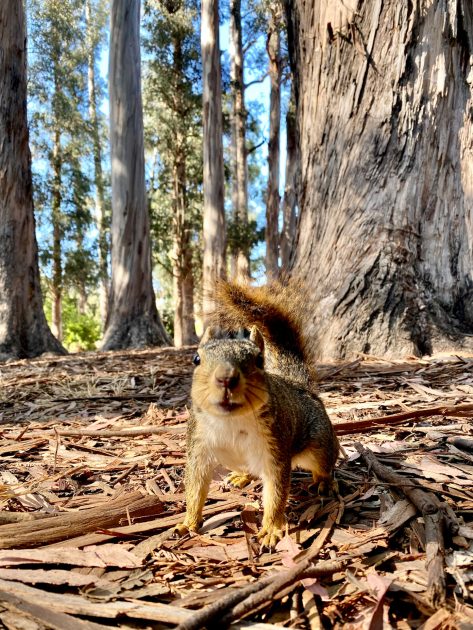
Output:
[
  {"xmin": 170, "ymin": 33, "xmax": 197, "ymax": 347},
  {"xmin": 230, "ymin": 0, "xmax": 250, "ymax": 280},
  {"xmin": 103, "ymin": 0, "xmax": 169, "ymax": 350},
  {"xmin": 280, "ymin": 89, "xmax": 298, "ymax": 271},
  {"xmin": 201, "ymin": 0, "xmax": 226, "ymax": 319},
  {"xmin": 265, "ymin": 7, "xmax": 281, "ymax": 281},
  {"xmin": 286, "ymin": 0, "xmax": 473, "ymax": 358},
  {"xmin": 51, "ymin": 127, "xmax": 63, "ymax": 342},
  {"xmin": 85, "ymin": 0, "xmax": 109, "ymax": 328},
  {"xmin": 0, "ymin": 1, "xmax": 64, "ymax": 360}
]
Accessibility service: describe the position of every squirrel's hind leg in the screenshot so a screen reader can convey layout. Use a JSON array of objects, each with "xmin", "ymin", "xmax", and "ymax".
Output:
[{"xmin": 292, "ymin": 448, "xmax": 338, "ymax": 497}]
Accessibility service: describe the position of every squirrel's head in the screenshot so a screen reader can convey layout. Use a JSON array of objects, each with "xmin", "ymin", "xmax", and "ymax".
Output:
[{"xmin": 191, "ymin": 325, "xmax": 269, "ymax": 418}]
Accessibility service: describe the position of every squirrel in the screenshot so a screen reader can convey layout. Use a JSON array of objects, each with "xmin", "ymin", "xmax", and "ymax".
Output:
[{"xmin": 175, "ymin": 280, "xmax": 339, "ymax": 548}]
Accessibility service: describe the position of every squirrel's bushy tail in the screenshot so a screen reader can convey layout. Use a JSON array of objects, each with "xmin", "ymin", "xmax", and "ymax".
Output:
[{"xmin": 211, "ymin": 279, "xmax": 309, "ymax": 365}]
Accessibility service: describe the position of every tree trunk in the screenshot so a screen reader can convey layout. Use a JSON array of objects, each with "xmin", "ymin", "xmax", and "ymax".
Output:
[
  {"xmin": 182, "ymin": 247, "xmax": 197, "ymax": 344},
  {"xmin": 0, "ymin": 2, "xmax": 65, "ymax": 360},
  {"xmin": 171, "ymin": 151, "xmax": 185, "ymax": 347},
  {"xmin": 85, "ymin": 0, "xmax": 109, "ymax": 328},
  {"xmin": 201, "ymin": 0, "xmax": 226, "ymax": 320},
  {"xmin": 171, "ymin": 33, "xmax": 197, "ymax": 347},
  {"xmin": 230, "ymin": 0, "xmax": 250, "ymax": 280},
  {"xmin": 103, "ymin": 0, "xmax": 169, "ymax": 350},
  {"xmin": 265, "ymin": 6, "xmax": 281, "ymax": 281},
  {"xmin": 280, "ymin": 89, "xmax": 298, "ymax": 271},
  {"xmin": 285, "ymin": 0, "xmax": 473, "ymax": 359},
  {"xmin": 51, "ymin": 127, "xmax": 63, "ymax": 341}
]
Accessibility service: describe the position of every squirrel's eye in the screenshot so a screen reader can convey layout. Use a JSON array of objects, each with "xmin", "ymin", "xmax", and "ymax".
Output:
[
  {"xmin": 255, "ymin": 353, "xmax": 264, "ymax": 369},
  {"xmin": 193, "ymin": 353, "xmax": 201, "ymax": 366}
]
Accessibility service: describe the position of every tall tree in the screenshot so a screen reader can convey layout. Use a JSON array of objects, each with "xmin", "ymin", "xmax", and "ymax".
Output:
[
  {"xmin": 28, "ymin": 0, "xmax": 96, "ymax": 342},
  {"xmin": 103, "ymin": 0, "xmax": 169, "ymax": 350},
  {"xmin": 0, "ymin": 1, "xmax": 64, "ymax": 360},
  {"xmin": 85, "ymin": 0, "xmax": 110, "ymax": 327},
  {"xmin": 201, "ymin": 0, "xmax": 226, "ymax": 318},
  {"xmin": 229, "ymin": 0, "xmax": 250, "ymax": 279},
  {"xmin": 280, "ymin": 88, "xmax": 297, "ymax": 270},
  {"xmin": 265, "ymin": 3, "xmax": 281, "ymax": 280},
  {"xmin": 285, "ymin": 0, "xmax": 473, "ymax": 358},
  {"xmin": 143, "ymin": 0, "xmax": 200, "ymax": 347}
]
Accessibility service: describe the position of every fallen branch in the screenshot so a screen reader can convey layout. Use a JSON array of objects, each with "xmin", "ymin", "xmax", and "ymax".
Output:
[
  {"xmin": 0, "ymin": 579, "xmax": 278, "ymax": 629},
  {"xmin": 0, "ymin": 491, "xmax": 161, "ymax": 549},
  {"xmin": 334, "ymin": 402, "xmax": 473, "ymax": 436},
  {"xmin": 53, "ymin": 424, "xmax": 187, "ymax": 438},
  {"xmin": 354, "ymin": 443, "xmax": 447, "ymax": 607},
  {"xmin": 176, "ymin": 504, "xmax": 343, "ymax": 630}
]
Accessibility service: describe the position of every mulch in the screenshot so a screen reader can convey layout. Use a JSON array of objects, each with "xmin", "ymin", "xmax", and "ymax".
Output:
[{"xmin": 0, "ymin": 347, "xmax": 472, "ymax": 629}]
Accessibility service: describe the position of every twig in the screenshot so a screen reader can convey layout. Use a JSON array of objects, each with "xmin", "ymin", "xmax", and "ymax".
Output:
[
  {"xmin": 52, "ymin": 425, "xmax": 187, "ymax": 438},
  {"xmin": 51, "ymin": 394, "xmax": 186, "ymax": 406},
  {"xmin": 111, "ymin": 463, "xmax": 138, "ymax": 487},
  {"xmin": 335, "ymin": 402, "xmax": 473, "ymax": 436},
  {"xmin": 354, "ymin": 443, "xmax": 446, "ymax": 607},
  {"xmin": 176, "ymin": 505, "xmax": 343, "ymax": 630}
]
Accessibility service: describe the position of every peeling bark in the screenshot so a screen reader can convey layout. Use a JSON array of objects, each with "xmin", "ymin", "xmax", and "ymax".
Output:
[
  {"xmin": 103, "ymin": 0, "xmax": 169, "ymax": 350},
  {"xmin": 201, "ymin": 0, "xmax": 226, "ymax": 320},
  {"xmin": 51, "ymin": 127, "xmax": 62, "ymax": 342},
  {"xmin": 170, "ymin": 33, "xmax": 197, "ymax": 347},
  {"xmin": 266, "ymin": 6, "xmax": 281, "ymax": 281},
  {"xmin": 286, "ymin": 0, "xmax": 473, "ymax": 358},
  {"xmin": 0, "ymin": 2, "xmax": 64, "ymax": 360},
  {"xmin": 85, "ymin": 0, "xmax": 109, "ymax": 328},
  {"xmin": 280, "ymin": 89, "xmax": 298, "ymax": 271},
  {"xmin": 230, "ymin": 0, "xmax": 250, "ymax": 280}
]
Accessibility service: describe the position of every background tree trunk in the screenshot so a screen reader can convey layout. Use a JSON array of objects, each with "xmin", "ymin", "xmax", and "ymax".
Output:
[
  {"xmin": 201, "ymin": 0, "xmax": 226, "ymax": 319},
  {"xmin": 280, "ymin": 90, "xmax": 298, "ymax": 271},
  {"xmin": 265, "ymin": 6, "xmax": 281, "ymax": 281},
  {"xmin": 230, "ymin": 0, "xmax": 250, "ymax": 280},
  {"xmin": 0, "ymin": 2, "xmax": 64, "ymax": 360},
  {"xmin": 85, "ymin": 0, "xmax": 109, "ymax": 329},
  {"xmin": 171, "ymin": 32, "xmax": 197, "ymax": 347},
  {"xmin": 286, "ymin": 0, "xmax": 473, "ymax": 358},
  {"xmin": 51, "ymin": 127, "xmax": 63, "ymax": 341},
  {"xmin": 103, "ymin": 0, "xmax": 169, "ymax": 350}
]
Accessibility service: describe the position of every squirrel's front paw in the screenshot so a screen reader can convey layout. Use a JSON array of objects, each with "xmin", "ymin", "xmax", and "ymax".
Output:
[
  {"xmin": 226, "ymin": 471, "xmax": 254, "ymax": 489},
  {"xmin": 173, "ymin": 522, "xmax": 190, "ymax": 537},
  {"xmin": 257, "ymin": 524, "xmax": 284, "ymax": 549}
]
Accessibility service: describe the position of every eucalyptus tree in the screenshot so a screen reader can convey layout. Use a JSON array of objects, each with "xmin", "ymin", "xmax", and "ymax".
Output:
[
  {"xmin": 265, "ymin": 2, "xmax": 282, "ymax": 280},
  {"xmin": 229, "ymin": 0, "xmax": 250, "ymax": 279},
  {"xmin": 85, "ymin": 0, "xmax": 110, "ymax": 327},
  {"xmin": 143, "ymin": 0, "xmax": 201, "ymax": 346},
  {"xmin": 103, "ymin": 0, "xmax": 169, "ymax": 350},
  {"xmin": 28, "ymin": 0, "xmax": 95, "ymax": 341},
  {"xmin": 201, "ymin": 0, "xmax": 226, "ymax": 319},
  {"xmin": 0, "ymin": 1, "xmax": 64, "ymax": 360},
  {"xmin": 286, "ymin": 0, "xmax": 473, "ymax": 357}
]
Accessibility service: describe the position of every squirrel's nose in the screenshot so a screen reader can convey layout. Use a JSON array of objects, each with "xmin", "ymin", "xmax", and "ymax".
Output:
[{"xmin": 215, "ymin": 365, "xmax": 240, "ymax": 390}]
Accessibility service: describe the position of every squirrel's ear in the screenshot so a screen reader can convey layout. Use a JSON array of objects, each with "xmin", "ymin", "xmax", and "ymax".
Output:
[
  {"xmin": 249, "ymin": 326, "xmax": 265, "ymax": 352},
  {"xmin": 200, "ymin": 325, "xmax": 218, "ymax": 345}
]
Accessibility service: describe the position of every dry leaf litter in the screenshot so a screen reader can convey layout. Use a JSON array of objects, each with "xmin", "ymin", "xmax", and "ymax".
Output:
[{"xmin": 0, "ymin": 347, "xmax": 472, "ymax": 629}]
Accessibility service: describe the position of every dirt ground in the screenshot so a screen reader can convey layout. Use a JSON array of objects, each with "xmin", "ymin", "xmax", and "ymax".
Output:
[{"xmin": 0, "ymin": 347, "xmax": 472, "ymax": 629}]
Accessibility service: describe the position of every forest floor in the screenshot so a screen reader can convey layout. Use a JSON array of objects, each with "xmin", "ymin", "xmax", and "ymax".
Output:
[{"xmin": 0, "ymin": 348, "xmax": 472, "ymax": 629}]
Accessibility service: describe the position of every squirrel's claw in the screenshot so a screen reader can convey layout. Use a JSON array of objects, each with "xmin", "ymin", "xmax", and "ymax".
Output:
[
  {"xmin": 257, "ymin": 524, "xmax": 284, "ymax": 549},
  {"xmin": 226, "ymin": 471, "xmax": 254, "ymax": 489},
  {"xmin": 173, "ymin": 522, "xmax": 190, "ymax": 537}
]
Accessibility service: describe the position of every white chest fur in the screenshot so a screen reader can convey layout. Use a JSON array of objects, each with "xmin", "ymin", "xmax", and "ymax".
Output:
[{"xmin": 197, "ymin": 412, "xmax": 269, "ymax": 478}]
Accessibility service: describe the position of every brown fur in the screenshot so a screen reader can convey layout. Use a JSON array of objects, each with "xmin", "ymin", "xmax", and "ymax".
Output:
[{"xmin": 175, "ymin": 280, "xmax": 339, "ymax": 548}]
